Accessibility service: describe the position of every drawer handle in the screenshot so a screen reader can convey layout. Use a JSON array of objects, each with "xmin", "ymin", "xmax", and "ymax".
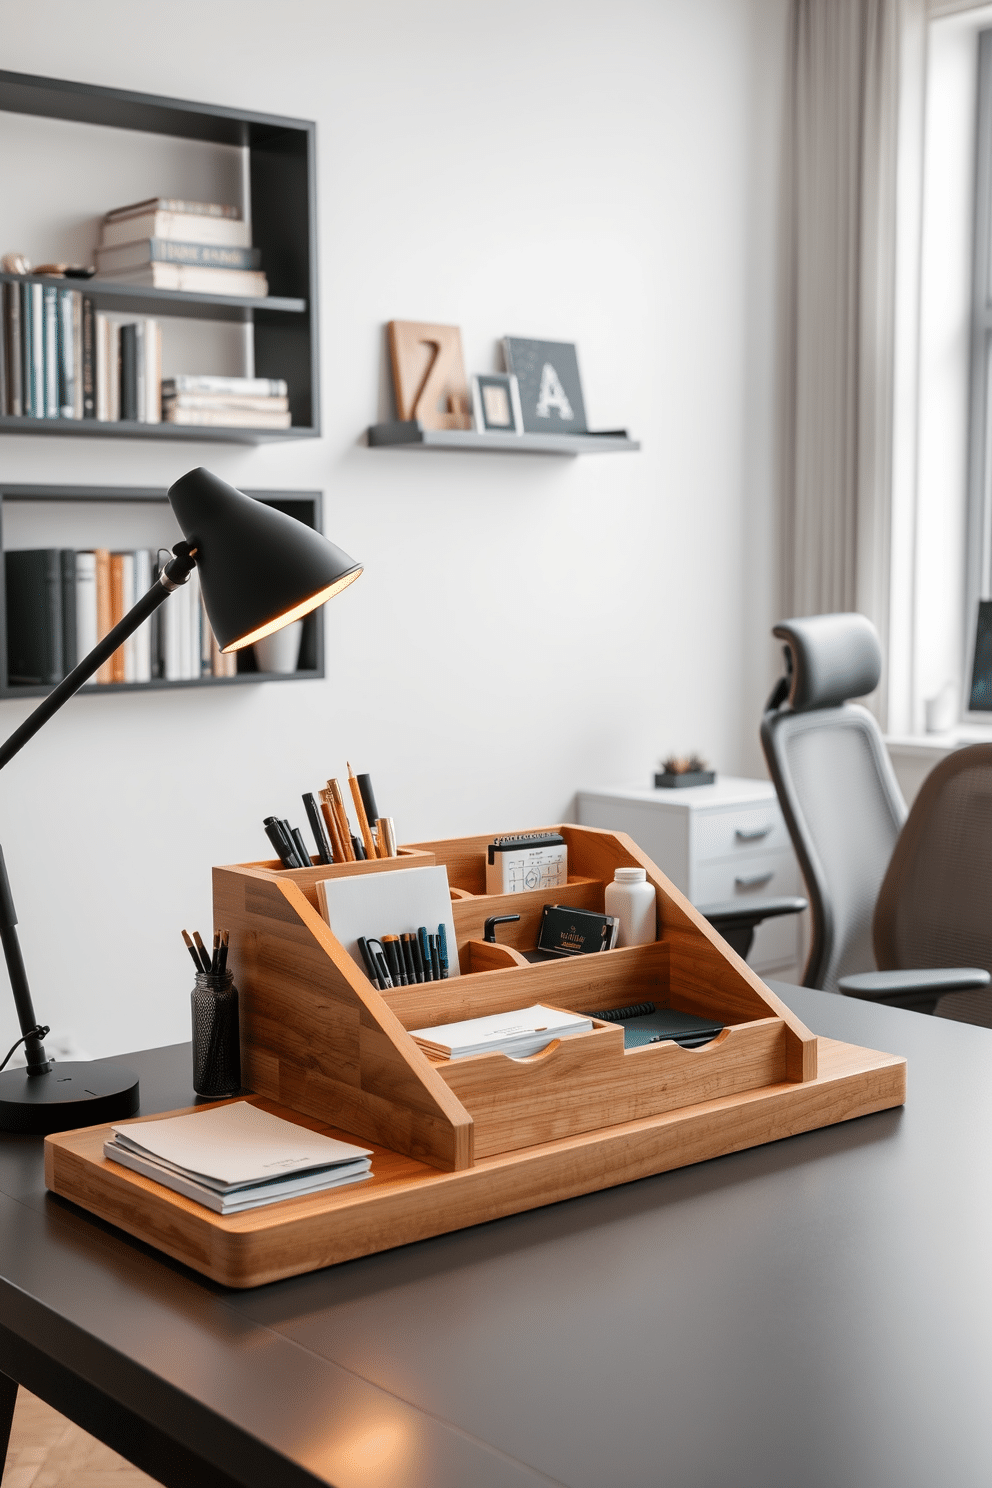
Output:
[
  {"xmin": 735, "ymin": 825, "xmax": 773, "ymax": 841},
  {"xmin": 735, "ymin": 871, "xmax": 774, "ymax": 889}
]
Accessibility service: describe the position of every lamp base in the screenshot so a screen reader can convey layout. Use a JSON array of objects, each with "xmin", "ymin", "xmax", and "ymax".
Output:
[{"xmin": 0, "ymin": 1061, "xmax": 139, "ymax": 1135}]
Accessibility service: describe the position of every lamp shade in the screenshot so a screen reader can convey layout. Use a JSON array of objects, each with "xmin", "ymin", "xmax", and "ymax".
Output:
[{"xmin": 167, "ymin": 468, "xmax": 362, "ymax": 652}]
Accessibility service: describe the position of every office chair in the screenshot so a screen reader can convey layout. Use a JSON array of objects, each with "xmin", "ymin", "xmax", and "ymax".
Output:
[{"xmin": 761, "ymin": 613, "xmax": 989, "ymax": 1012}]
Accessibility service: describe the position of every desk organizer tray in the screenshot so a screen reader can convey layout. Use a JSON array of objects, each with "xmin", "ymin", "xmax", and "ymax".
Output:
[{"xmin": 45, "ymin": 825, "xmax": 906, "ymax": 1287}]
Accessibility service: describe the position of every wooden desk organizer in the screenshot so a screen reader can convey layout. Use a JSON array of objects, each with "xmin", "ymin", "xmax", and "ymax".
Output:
[{"xmin": 45, "ymin": 825, "xmax": 906, "ymax": 1287}]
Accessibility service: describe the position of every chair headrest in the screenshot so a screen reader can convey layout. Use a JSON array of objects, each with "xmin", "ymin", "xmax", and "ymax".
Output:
[{"xmin": 771, "ymin": 613, "xmax": 881, "ymax": 712}]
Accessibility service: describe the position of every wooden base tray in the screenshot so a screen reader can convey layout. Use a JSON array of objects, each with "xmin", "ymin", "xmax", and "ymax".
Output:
[{"xmin": 45, "ymin": 1035, "xmax": 905, "ymax": 1289}]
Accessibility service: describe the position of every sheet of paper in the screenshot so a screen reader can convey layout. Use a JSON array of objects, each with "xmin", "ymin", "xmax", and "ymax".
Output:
[{"xmin": 316, "ymin": 864, "xmax": 460, "ymax": 978}]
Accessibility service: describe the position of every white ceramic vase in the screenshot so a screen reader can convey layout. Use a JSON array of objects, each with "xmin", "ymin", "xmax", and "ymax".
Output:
[{"xmin": 253, "ymin": 620, "xmax": 303, "ymax": 675}]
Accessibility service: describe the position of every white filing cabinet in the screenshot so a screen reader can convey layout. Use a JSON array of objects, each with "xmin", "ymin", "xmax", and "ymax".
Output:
[{"xmin": 576, "ymin": 776, "xmax": 807, "ymax": 979}]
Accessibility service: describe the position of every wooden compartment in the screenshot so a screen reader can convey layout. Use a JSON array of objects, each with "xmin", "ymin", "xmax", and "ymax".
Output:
[{"xmin": 44, "ymin": 824, "xmax": 905, "ymax": 1287}]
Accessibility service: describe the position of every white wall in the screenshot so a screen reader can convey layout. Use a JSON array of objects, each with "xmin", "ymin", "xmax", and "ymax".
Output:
[{"xmin": 0, "ymin": 0, "xmax": 789, "ymax": 1058}]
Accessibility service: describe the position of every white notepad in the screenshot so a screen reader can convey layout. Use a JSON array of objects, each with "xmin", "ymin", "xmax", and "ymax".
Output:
[
  {"xmin": 104, "ymin": 1102, "xmax": 372, "ymax": 1215},
  {"xmin": 411, "ymin": 1004, "xmax": 592, "ymax": 1061}
]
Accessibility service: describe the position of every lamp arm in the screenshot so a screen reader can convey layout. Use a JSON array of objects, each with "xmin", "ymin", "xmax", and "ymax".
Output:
[
  {"xmin": 0, "ymin": 545, "xmax": 196, "ymax": 773},
  {"xmin": 0, "ymin": 545, "xmax": 196, "ymax": 1074}
]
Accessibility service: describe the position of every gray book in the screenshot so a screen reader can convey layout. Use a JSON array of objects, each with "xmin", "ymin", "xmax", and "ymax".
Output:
[{"xmin": 503, "ymin": 336, "xmax": 588, "ymax": 435}]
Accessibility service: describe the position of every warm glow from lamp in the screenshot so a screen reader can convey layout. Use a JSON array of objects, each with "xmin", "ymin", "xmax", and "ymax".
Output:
[{"xmin": 221, "ymin": 567, "xmax": 363, "ymax": 652}]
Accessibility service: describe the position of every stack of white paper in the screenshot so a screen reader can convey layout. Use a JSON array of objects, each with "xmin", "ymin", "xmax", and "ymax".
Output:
[
  {"xmin": 411, "ymin": 1004, "xmax": 592, "ymax": 1061},
  {"xmin": 104, "ymin": 1101, "xmax": 372, "ymax": 1214}
]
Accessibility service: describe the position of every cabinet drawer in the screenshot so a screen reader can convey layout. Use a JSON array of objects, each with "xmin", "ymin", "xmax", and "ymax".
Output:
[
  {"xmin": 693, "ymin": 804, "xmax": 790, "ymax": 862},
  {"xmin": 695, "ymin": 852, "xmax": 801, "ymax": 972}
]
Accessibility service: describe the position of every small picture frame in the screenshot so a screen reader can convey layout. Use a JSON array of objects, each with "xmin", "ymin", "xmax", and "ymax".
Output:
[{"xmin": 471, "ymin": 373, "xmax": 523, "ymax": 434}]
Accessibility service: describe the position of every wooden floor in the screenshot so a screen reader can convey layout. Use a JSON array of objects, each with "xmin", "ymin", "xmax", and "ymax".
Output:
[{"xmin": 3, "ymin": 1390, "xmax": 156, "ymax": 1487}]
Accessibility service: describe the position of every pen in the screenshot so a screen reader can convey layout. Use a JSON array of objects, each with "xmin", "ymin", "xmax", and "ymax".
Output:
[
  {"xmin": 303, "ymin": 792, "xmax": 334, "ymax": 864},
  {"xmin": 372, "ymin": 948, "xmax": 393, "ymax": 990},
  {"xmin": 181, "ymin": 929, "xmax": 203, "ymax": 973},
  {"xmin": 357, "ymin": 773, "xmax": 380, "ymax": 834},
  {"xmin": 192, "ymin": 930, "xmax": 212, "ymax": 973},
  {"xmin": 291, "ymin": 826, "xmax": 312, "ymax": 870},
  {"xmin": 347, "ymin": 762, "xmax": 379, "ymax": 861},
  {"xmin": 410, "ymin": 931, "xmax": 426, "ymax": 983},
  {"xmin": 263, "ymin": 815, "xmax": 298, "ymax": 868},
  {"xmin": 352, "ymin": 835, "xmax": 367, "ymax": 861},
  {"xmin": 429, "ymin": 934, "xmax": 441, "ymax": 981},
  {"xmin": 280, "ymin": 819, "xmax": 306, "ymax": 868},
  {"xmin": 219, "ymin": 929, "xmax": 229, "ymax": 975},
  {"xmin": 419, "ymin": 926, "xmax": 434, "ymax": 982},
  {"xmin": 381, "ymin": 935, "xmax": 404, "ymax": 986},
  {"xmin": 437, "ymin": 922, "xmax": 449, "ymax": 979},
  {"xmin": 400, "ymin": 933, "xmax": 417, "ymax": 983},
  {"xmin": 357, "ymin": 936, "xmax": 382, "ymax": 987}
]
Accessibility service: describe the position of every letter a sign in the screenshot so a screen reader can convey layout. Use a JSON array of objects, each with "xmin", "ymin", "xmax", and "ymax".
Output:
[{"xmin": 535, "ymin": 362, "xmax": 574, "ymax": 421}]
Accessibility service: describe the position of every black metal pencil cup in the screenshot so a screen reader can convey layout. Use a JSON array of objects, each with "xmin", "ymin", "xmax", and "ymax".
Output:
[{"xmin": 191, "ymin": 969, "xmax": 241, "ymax": 1098}]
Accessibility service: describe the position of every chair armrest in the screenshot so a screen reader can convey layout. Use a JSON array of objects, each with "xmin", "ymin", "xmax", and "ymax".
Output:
[
  {"xmin": 700, "ymin": 896, "xmax": 808, "ymax": 930},
  {"xmin": 838, "ymin": 967, "xmax": 991, "ymax": 1016}
]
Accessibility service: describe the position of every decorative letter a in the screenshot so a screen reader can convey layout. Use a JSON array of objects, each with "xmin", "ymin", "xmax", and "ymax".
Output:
[{"xmin": 535, "ymin": 362, "xmax": 574, "ymax": 421}]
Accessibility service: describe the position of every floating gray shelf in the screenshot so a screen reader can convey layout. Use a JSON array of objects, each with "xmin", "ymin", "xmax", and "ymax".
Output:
[{"xmin": 367, "ymin": 421, "xmax": 640, "ymax": 455}]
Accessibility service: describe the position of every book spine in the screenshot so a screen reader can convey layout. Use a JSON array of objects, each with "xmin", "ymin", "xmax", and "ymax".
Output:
[
  {"xmin": 0, "ymin": 284, "xmax": 6, "ymax": 417},
  {"xmin": 145, "ymin": 320, "xmax": 161, "ymax": 423},
  {"xmin": 120, "ymin": 324, "xmax": 137, "ymax": 422},
  {"xmin": 72, "ymin": 292, "xmax": 83, "ymax": 419},
  {"xmin": 121, "ymin": 552, "xmax": 136, "ymax": 682},
  {"xmin": 60, "ymin": 549, "xmax": 77, "ymax": 671},
  {"xmin": 108, "ymin": 322, "xmax": 120, "ymax": 422},
  {"xmin": 81, "ymin": 296, "xmax": 95, "ymax": 418},
  {"xmin": 132, "ymin": 550, "xmax": 152, "ymax": 683},
  {"xmin": 23, "ymin": 283, "xmax": 37, "ymax": 417},
  {"xmin": 75, "ymin": 552, "xmax": 98, "ymax": 684},
  {"xmin": 5, "ymin": 283, "xmax": 22, "ymax": 416},
  {"xmin": 4, "ymin": 550, "xmax": 64, "ymax": 685},
  {"xmin": 94, "ymin": 548, "xmax": 113, "ymax": 683},
  {"xmin": 163, "ymin": 375, "xmax": 287, "ymax": 397},
  {"xmin": 149, "ymin": 239, "xmax": 260, "ymax": 269},
  {"xmin": 134, "ymin": 322, "xmax": 146, "ymax": 424},
  {"xmin": 43, "ymin": 285, "xmax": 58, "ymax": 418},
  {"xmin": 109, "ymin": 553, "xmax": 127, "ymax": 683},
  {"xmin": 57, "ymin": 287, "xmax": 75, "ymax": 418}
]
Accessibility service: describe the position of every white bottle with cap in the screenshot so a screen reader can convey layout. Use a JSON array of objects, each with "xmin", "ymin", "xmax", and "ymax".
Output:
[{"xmin": 604, "ymin": 867, "xmax": 657, "ymax": 947}]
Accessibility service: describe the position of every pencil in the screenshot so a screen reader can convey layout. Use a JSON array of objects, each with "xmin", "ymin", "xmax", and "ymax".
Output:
[
  {"xmin": 347, "ymin": 762, "xmax": 379, "ymax": 860},
  {"xmin": 327, "ymin": 779, "xmax": 356, "ymax": 861},
  {"xmin": 192, "ymin": 931, "xmax": 212, "ymax": 974},
  {"xmin": 181, "ymin": 930, "xmax": 203, "ymax": 973},
  {"xmin": 318, "ymin": 789, "xmax": 345, "ymax": 861}
]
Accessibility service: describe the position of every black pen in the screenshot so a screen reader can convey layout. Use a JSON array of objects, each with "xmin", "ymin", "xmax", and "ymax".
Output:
[
  {"xmin": 400, "ymin": 933, "xmax": 417, "ymax": 984},
  {"xmin": 303, "ymin": 792, "xmax": 334, "ymax": 864},
  {"xmin": 429, "ymin": 934, "xmax": 441, "ymax": 982},
  {"xmin": 410, "ymin": 932, "xmax": 426, "ymax": 983},
  {"xmin": 219, "ymin": 929, "xmax": 229, "ymax": 975},
  {"xmin": 357, "ymin": 773, "xmax": 379, "ymax": 832},
  {"xmin": 437, "ymin": 923, "xmax": 449, "ymax": 979},
  {"xmin": 419, "ymin": 927, "xmax": 434, "ymax": 982},
  {"xmin": 374, "ymin": 950, "xmax": 393, "ymax": 989},
  {"xmin": 263, "ymin": 816, "xmax": 297, "ymax": 868},
  {"xmin": 382, "ymin": 935, "xmax": 406, "ymax": 987},
  {"xmin": 280, "ymin": 819, "xmax": 306, "ymax": 868},
  {"xmin": 291, "ymin": 826, "xmax": 312, "ymax": 869},
  {"xmin": 357, "ymin": 936, "xmax": 382, "ymax": 988},
  {"xmin": 352, "ymin": 835, "xmax": 367, "ymax": 861}
]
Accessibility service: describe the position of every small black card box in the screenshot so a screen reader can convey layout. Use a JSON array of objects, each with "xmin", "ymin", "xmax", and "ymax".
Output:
[{"xmin": 537, "ymin": 905, "xmax": 619, "ymax": 957}]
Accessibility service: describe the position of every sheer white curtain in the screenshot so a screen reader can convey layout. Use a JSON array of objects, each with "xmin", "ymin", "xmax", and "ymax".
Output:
[{"xmin": 781, "ymin": 0, "xmax": 919, "ymax": 723}]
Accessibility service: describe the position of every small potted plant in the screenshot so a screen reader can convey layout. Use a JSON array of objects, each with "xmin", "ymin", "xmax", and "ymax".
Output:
[{"xmin": 654, "ymin": 754, "xmax": 716, "ymax": 789}]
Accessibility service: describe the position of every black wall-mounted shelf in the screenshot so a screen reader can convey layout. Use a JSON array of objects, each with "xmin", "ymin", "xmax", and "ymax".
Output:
[
  {"xmin": 0, "ymin": 486, "xmax": 325, "ymax": 699},
  {"xmin": 0, "ymin": 70, "xmax": 319, "ymax": 440},
  {"xmin": 367, "ymin": 421, "xmax": 640, "ymax": 455}
]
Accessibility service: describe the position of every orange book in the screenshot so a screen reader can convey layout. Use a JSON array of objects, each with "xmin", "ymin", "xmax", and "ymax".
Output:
[
  {"xmin": 94, "ymin": 549, "xmax": 113, "ymax": 683},
  {"xmin": 109, "ymin": 553, "xmax": 126, "ymax": 682}
]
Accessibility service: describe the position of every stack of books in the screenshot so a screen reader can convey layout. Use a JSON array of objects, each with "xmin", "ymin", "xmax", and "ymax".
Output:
[
  {"xmin": 162, "ymin": 374, "xmax": 290, "ymax": 430},
  {"xmin": 105, "ymin": 1102, "xmax": 373, "ymax": 1214},
  {"xmin": 4, "ymin": 547, "xmax": 238, "ymax": 687},
  {"xmin": 94, "ymin": 197, "xmax": 268, "ymax": 298}
]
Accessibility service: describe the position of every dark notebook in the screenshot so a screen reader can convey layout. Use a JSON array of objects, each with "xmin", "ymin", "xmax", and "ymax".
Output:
[
  {"xmin": 5, "ymin": 548, "xmax": 69, "ymax": 684},
  {"xmin": 579, "ymin": 1001, "xmax": 724, "ymax": 1050}
]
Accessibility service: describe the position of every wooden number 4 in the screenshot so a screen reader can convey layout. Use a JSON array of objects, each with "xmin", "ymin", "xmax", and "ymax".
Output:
[{"xmin": 387, "ymin": 321, "xmax": 472, "ymax": 430}]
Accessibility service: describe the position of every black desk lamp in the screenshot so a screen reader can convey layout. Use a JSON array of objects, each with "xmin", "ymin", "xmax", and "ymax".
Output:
[{"xmin": 0, "ymin": 468, "xmax": 363, "ymax": 1134}]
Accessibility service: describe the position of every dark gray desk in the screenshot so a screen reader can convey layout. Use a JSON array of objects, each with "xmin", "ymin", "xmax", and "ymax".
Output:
[{"xmin": 0, "ymin": 985, "xmax": 987, "ymax": 1488}]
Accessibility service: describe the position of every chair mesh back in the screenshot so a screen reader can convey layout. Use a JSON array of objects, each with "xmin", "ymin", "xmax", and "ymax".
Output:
[
  {"xmin": 761, "ymin": 705, "xmax": 906, "ymax": 991},
  {"xmin": 874, "ymin": 744, "xmax": 992, "ymax": 974}
]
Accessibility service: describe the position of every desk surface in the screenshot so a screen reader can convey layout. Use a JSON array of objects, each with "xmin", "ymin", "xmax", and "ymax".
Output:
[{"xmin": 0, "ymin": 986, "xmax": 988, "ymax": 1488}]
